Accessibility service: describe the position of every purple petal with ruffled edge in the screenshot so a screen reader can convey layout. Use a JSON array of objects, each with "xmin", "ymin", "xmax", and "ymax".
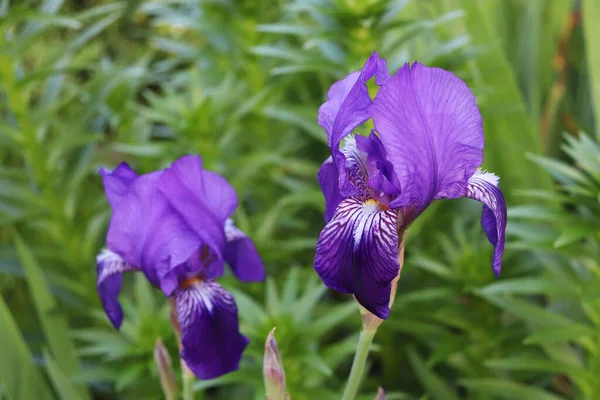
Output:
[
  {"xmin": 174, "ymin": 280, "xmax": 249, "ymax": 380},
  {"xmin": 100, "ymin": 162, "xmax": 138, "ymax": 209},
  {"xmin": 314, "ymin": 196, "xmax": 400, "ymax": 318},
  {"xmin": 372, "ymin": 62, "xmax": 484, "ymax": 219},
  {"xmin": 159, "ymin": 155, "xmax": 233, "ymax": 255},
  {"xmin": 96, "ymin": 249, "xmax": 140, "ymax": 329},
  {"xmin": 199, "ymin": 170, "xmax": 239, "ymax": 223},
  {"xmin": 106, "ymin": 171, "xmax": 201, "ymax": 295},
  {"xmin": 465, "ymin": 170, "xmax": 507, "ymax": 277},
  {"xmin": 375, "ymin": 57, "xmax": 390, "ymax": 86},
  {"xmin": 318, "ymin": 52, "xmax": 383, "ymax": 196},
  {"xmin": 224, "ymin": 219, "xmax": 265, "ymax": 282}
]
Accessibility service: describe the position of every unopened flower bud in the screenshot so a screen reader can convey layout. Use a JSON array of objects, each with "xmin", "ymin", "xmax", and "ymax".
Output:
[
  {"xmin": 374, "ymin": 386, "xmax": 387, "ymax": 400},
  {"xmin": 264, "ymin": 328, "xmax": 287, "ymax": 400},
  {"xmin": 154, "ymin": 338, "xmax": 178, "ymax": 400}
]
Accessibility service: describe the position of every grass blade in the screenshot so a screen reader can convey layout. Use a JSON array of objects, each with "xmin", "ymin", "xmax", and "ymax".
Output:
[
  {"xmin": 0, "ymin": 293, "xmax": 54, "ymax": 400},
  {"xmin": 583, "ymin": 0, "xmax": 600, "ymax": 139},
  {"xmin": 407, "ymin": 347, "xmax": 459, "ymax": 400},
  {"xmin": 456, "ymin": 1, "xmax": 552, "ymax": 195},
  {"xmin": 14, "ymin": 234, "xmax": 90, "ymax": 399},
  {"xmin": 43, "ymin": 348, "xmax": 88, "ymax": 400}
]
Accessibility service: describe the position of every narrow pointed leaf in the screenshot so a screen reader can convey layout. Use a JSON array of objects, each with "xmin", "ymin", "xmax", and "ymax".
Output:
[
  {"xmin": 0, "ymin": 294, "xmax": 53, "ymax": 400},
  {"xmin": 14, "ymin": 234, "xmax": 89, "ymax": 399}
]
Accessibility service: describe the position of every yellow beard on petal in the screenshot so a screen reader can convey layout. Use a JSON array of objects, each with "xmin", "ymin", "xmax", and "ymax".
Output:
[{"xmin": 363, "ymin": 198, "xmax": 389, "ymax": 211}]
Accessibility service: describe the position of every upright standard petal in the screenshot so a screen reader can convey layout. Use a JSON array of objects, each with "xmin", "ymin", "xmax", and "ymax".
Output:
[
  {"xmin": 96, "ymin": 249, "xmax": 140, "ymax": 329},
  {"xmin": 372, "ymin": 62, "xmax": 484, "ymax": 218},
  {"xmin": 375, "ymin": 56, "xmax": 390, "ymax": 86},
  {"xmin": 224, "ymin": 219, "xmax": 265, "ymax": 282},
  {"xmin": 355, "ymin": 132, "xmax": 401, "ymax": 203},
  {"xmin": 100, "ymin": 162, "xmax": 138, "ymax": 209},
  {"xmin": 318, "ymin": 52, "xmax": 383, "ymax": 196},
  {"xmin": 314, "ymin": 196, "xmax": 400, "ymax": 319},
  {"xmin": 106, "ymin": 171, "xmax": 202, "ymax": 295},
  {"xmin": 174, "ymin": 280, "xmax": 249, "ymax": 380},
  {"xmin": 465, "ymin": 170, "xmax": 507, "ymax": 277},
  {"xmin": 159, "ymin": 155, "xmax": 234, "ymax": 253}
]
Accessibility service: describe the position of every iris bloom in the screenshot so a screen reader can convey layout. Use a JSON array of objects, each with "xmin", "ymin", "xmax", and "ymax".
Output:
[
  {"xmin": 315, "ymin": 52, "xmax": 507, "ymax": 319},
  {"xmin": 96, "ymin": 155, "xmax": 265, "ymax": 379}
]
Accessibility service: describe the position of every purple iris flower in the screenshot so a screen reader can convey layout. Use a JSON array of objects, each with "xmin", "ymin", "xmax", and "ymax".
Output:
[
  {"xmin": 315, "ymin": 52, "xmax": 507, "ymax": 320},
  {"xmin": 96, "ymin": 155, "xmax": 265, "ymax": 380}
]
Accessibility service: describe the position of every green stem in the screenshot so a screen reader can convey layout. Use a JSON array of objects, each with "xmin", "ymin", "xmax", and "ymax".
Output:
[
  {"xmin": 182, "ymin": 369, "xmax": 194, "ymax": 400},
  {"xmin": 341, "ymin": 327, "xmax": 377, "ymax": 400}
]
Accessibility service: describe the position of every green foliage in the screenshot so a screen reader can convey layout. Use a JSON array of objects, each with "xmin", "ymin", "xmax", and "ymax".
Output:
[
  {"xmin": 0, "ymin": 0, "xmax": 598, "ymax": 399},
  {"xmin": 582, "ymin": 0, "xmax": 600, "ymax": 139},
  {"xmin": 0, "ymin": 293, "xmax": 54, "ymax": 400}
]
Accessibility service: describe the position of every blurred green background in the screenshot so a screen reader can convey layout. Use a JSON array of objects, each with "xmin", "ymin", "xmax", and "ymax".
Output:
[{"xmin": 2, "ymin": 0, "xmax": 600, "ymax": 399}]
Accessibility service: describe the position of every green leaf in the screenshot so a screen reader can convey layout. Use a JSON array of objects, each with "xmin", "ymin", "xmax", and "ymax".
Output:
[
  {"xmin": 583, "ymin": 0, "xmax": 600, "ymax": 140},
  {"xmin": 477, "ymin": 278, "xmax": 578, "ymax": 297},
  {"xmin": 427, "ymin": 335, "xmax": 470, "ymax": 367},
  {"xmin": 409, "ymin": 255, "xmax": 456, "ymax": 281},
  {"xmin": 292, "ymin": 280, "xmax": 327, "ymax": 325},
  {"xmin": 9, "ymin": 12, "xmax": 81, "ymax": 29},
  {"xmin": 43, "ymin": 349, "xmax": 87, "ymax": 400},
  {"xmin": 192, "ymin": 370, "xmax": 255, "ymax": 391},
  {"xmin": 485, "ymin": 356, "xmax": 589, "ymax": 377},
  {"xmin": 0, "ymin": 293, "xmax": 53, "ymax": 400},
  {"xmin": 478, "ymin": 293, "xmax": 576, "ymax": 327},
  {"xmin": 554, "ymin": 225, "xmax": 596, "ymax": 248},
  {"xmin": 232, "ymin": 289, "xmax": 268, "ymax": 330},
  {"xmin": 261, "ymin": 106, "xmax": 326, "ymax": 144},
  {"xmin": 14, "ymin": 234, "xmax": 90, "ymax": 399},
  {"xmin": 312, "ymin": 301, "xmax": 358, "ymax": 336},
  {"xmin": 460, "ymin": 378, "xmax": 566, "ymax": 400},
  {"xmin": 524, "ymin": 325, "xmax": 596, "ymax": 346},
  {"xmin": 265, "ymin": 278, "xmax": 281, "ymax": 317},
  {"xmin": 386, "ymin": 319, "xmax": 451, "ymax": 341},
  {"xmin": 485, "ymin": 356, "xmax": 592, "ymax": 395},
  {"xmin": 281, "ymin": 267, "xmax": 300, "ymax": 308},
  {"xmin": 527, "ymin": 154, "xmax": 594, "ymax": 187},
  {"xmin": 256, "ymin": 23, "xmax": 319, "ymax": 36},
  {"xmin": 407, "ymin": 347, "xmax": 459, "ymax": 400},
  {"xmin": 453, "ymin": 1, "xmax": 551, "ymax": 195}
]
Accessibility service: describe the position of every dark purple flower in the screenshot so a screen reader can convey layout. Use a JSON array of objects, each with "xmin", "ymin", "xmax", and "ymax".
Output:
[
  {"xmin": 96, "ymin": 155, "xmax": 265, "ymax": 380},
  {"xmin": 315, "ymin": 52, "xmax": 507, "ymax": 319}
]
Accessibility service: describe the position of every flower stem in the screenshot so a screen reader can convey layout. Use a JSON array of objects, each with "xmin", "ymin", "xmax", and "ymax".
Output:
[
  {"xmin": 340, "ymin": 327, "xmax": 377, "ymax": 400},
  {"xmin": 168, "ymin": 298, "xmax": 196, "ymax": 400},
  {"xmin": 182, "ymin": 366, "xmax": 195, "ymax": 400},
  {"xmin": 341, "ymin": 230, "xmax": 408, "ymax": 400}
]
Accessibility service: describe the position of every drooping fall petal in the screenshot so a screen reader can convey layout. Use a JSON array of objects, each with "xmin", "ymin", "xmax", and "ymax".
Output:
[
  {"xmin": 96, "ymin": 249, "xmax": 140, "ymax": 329},
  {"xmin": 224, "ymin": 219, "xmax": 265, "ymax": 282},
  {"xmin": 314, "ymin": 196, "xmax": 400, "ymax": 319},
  {"xmin": 465, "ymin": 170, "xmax": 507, "ymax": 276},
  {"xmin": 174, "ymin": 280, "xmax": 249, "ymax": 380}
]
